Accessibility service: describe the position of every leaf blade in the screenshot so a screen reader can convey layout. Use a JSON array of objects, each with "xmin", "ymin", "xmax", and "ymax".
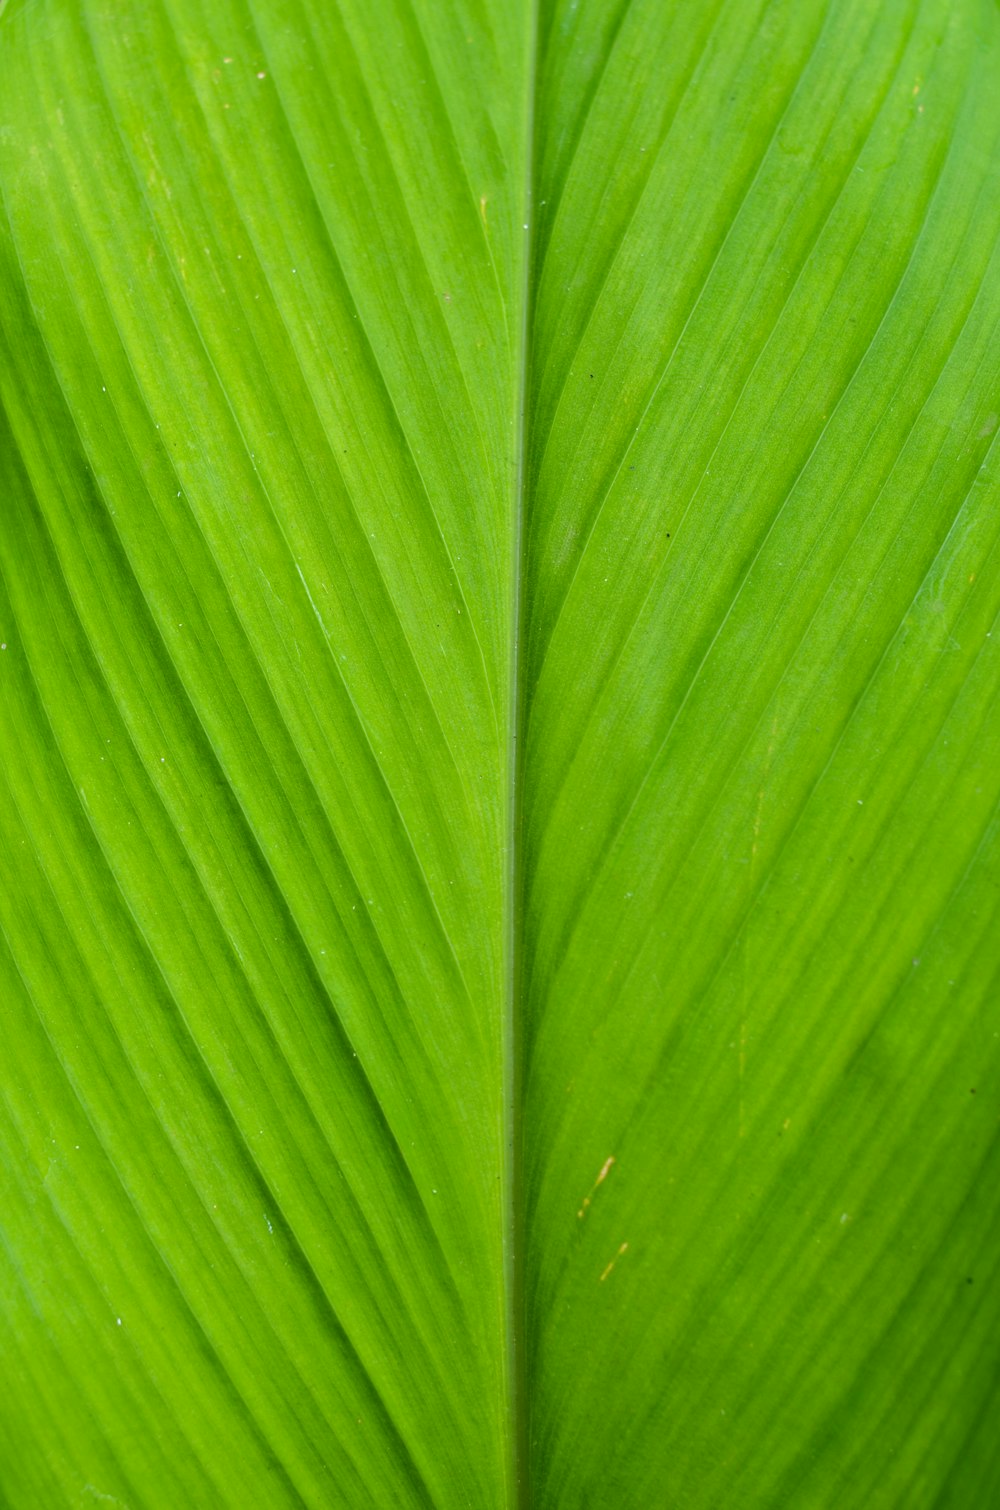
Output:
[{"xmin": 2, "ymin": 0, "xmax": 999, "ymax": 1505}]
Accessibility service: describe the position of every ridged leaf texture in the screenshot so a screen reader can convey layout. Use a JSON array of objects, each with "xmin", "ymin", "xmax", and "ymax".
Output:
[{"xmin": 1, "ymin": 0, "xmax": 999, "ymax": 1504}]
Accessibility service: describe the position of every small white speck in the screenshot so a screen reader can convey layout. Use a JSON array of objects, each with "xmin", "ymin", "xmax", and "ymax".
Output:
[
  {"xmin": 1, "ymin": 644, "xmax": 6, "ymax": 651},
  {"xmin": 223, "ymin": 56, "xmax": 233, "ymax": 64},
  {"xmin": 257, "ymin": 71, "xmax": 266, "ymax": 79},
  {"xmin": 857, "ymin": 799, "xmax": 863, "ymax": 805},
  {"xmin": 102, "ymin": 386, "xmax": 106, "ymax": 392},
  {"xmin": 116, "ymin": 1317, "xmax": 122, "ymax": 1326},
  {"xmin": 265, "ymin": 1215, "xmax": 273, "ymax": 1233}
]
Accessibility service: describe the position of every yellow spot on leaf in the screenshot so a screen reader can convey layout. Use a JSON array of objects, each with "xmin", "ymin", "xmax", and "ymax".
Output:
[
  {"xmin": 599, "ymin": 1242, "xmax": 629, "ymax": 1282},
  {"xmin": 577, "ymin": 1156, "xmax": 616, "ymax": 1219}
]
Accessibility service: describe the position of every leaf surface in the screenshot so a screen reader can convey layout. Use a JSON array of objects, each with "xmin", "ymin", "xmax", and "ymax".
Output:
[{"xmin": 1, "ymin": 0, "xmax": 999, "ymax": 1505}]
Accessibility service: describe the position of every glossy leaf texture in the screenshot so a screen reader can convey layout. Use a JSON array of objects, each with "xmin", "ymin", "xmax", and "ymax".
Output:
[{"xmin": 1, "ymin": 0, "xmax": 999, "ymax": 1505}]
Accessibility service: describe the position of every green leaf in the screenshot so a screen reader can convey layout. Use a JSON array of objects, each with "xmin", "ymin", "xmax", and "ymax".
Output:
[{"xmin": 1, "ymin": 0, "xmax": 998, "ymax": 1505}]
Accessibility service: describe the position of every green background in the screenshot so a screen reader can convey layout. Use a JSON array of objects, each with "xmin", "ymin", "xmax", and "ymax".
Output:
[{"xmin": 1, "ymin": 0, "xmax": 999, "ymax": 1503}]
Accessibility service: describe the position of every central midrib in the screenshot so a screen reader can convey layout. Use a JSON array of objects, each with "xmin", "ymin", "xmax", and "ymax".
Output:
[{"xmin": 503, "ymin": 3, "xmax": 541, "ymax": 1507}]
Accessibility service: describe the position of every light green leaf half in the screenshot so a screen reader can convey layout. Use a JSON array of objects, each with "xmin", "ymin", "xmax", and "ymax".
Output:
[{"xmin": 1, "ymin": 0, "xmax": 998, "ymax": 1505}]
